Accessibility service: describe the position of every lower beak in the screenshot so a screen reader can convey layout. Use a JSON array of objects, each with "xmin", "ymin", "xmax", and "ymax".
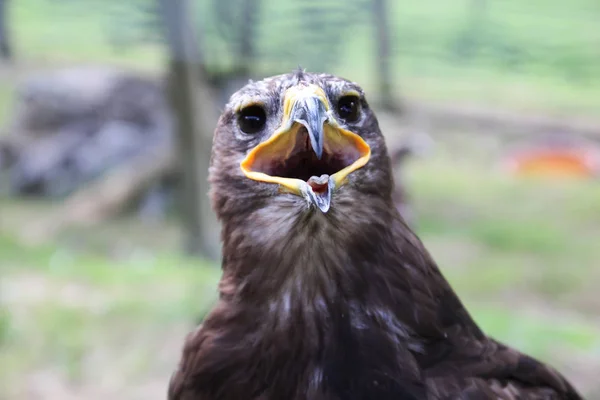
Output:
[{"xmin": 240, "ymin": 84, "xmax": 371, "ymax": 213}]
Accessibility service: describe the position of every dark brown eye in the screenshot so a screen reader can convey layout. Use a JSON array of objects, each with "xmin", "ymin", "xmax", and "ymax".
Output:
[
  {"xmin": 337, "ymin": 95, "xmax": 360, "ymax": 122},
  {"xmin": 238, "ymin": 105, "xmax": 267, "ymax": 134}
]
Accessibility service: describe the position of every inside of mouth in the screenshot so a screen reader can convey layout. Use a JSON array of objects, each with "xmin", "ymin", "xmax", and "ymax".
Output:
[
  {"xmin": 248, "ymin": 125, "xmax": 362, "ymax": 182},
  {"xmin": 307, "ymin": 176, "xmax": 329, "ymax": 193}
]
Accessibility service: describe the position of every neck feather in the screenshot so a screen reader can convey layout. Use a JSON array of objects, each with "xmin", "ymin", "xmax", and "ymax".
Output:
[
  {"xmin": 220, "ymin": 192, "xmax": 408, "ymax": 300},
  {"xmin": 216, "ymin": 190, "xmax": 482, "ymax": 342}
]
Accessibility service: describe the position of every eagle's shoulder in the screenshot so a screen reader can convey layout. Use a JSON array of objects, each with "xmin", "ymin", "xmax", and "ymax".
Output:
[
  {"xmin": 423, "ymin": 337, "xmax": 582, "ymax": 399},
  {"xmin": 168, "ymin": 324, "xmax": 206, "ymax": 400}
]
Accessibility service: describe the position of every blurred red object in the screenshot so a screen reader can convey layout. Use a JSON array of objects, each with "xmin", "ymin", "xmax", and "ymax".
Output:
[{"xmin": 502, "ymin": 136, "xmax": 600, "ymax": 178}]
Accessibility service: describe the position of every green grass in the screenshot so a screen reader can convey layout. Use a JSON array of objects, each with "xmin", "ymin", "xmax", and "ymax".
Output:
[
  {"xmin": 0, "ymin": 234, "xmax": 221, "ymax": 397},
  {"xmin": 10, "ymin": 0, "xmax": 164, "ymax": 69},
  {"xmin": 410, "ymin": 148, "xmax": 600, "ymax": 306}
]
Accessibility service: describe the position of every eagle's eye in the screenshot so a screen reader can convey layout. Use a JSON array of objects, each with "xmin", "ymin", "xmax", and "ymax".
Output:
[
  {"xmin": 238, "ymin": 105, "xmax": 267, "ymax": 134},
  {"xmin": 336, "ymin": 95, "xmax": 360, "ymax": 122}
]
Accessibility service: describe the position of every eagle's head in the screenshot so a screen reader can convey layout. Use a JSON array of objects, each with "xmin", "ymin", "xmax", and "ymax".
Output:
[{"xmin": 209, "ymin": 70, "xmax": 394, "ymax": 222}]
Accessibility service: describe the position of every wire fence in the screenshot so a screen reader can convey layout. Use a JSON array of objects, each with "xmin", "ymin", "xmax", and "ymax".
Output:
[
  {"xmin": 97, "ymin": 0, "xmax": 600, "ymax": 85},
  {"xmin": 1, "ymin": 0, "xmax": 599, "ymax": 131},
  {"xmin": 6, "ymin": 0, "xmax": 600, "ymax": 86}
]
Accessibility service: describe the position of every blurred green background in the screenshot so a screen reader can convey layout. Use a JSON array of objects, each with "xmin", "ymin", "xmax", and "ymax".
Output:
[{"xmin": 1, "ymin": 0, "xmax": 599, "ymax": 399}]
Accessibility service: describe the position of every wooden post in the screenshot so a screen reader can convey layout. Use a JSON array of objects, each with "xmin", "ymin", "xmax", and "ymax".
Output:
[
  {"xmin": 236, "ymin": 0, "xmax": 260, "ymax": 77},
  {"xmin": 159, "ymin": 0, "xmax": 221, "ymax": 260},
  {"xmin": 466, "ymin": 0, "xmax": 487, "ymax": 58},
  {"xmin": 372, "ymin": 0, "xmax": 396, "ymax": 111},
  {"xmin": 0, "ymin": 0, "xmax": 12, "ymax": 60}
]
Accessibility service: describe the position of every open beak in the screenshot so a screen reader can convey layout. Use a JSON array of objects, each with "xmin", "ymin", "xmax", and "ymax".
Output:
[{"xmin": 240, "ymin": 84, "xmax": 371, "ymax": 213}]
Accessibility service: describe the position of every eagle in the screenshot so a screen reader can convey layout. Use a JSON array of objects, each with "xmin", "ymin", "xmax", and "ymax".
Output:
[{"xmin": 168, "ymin": 71, "xmax": 582, "ymax": 400}]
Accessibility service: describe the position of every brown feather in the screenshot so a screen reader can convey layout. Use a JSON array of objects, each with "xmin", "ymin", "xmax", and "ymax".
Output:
[{"xmin": 168, "ymin": 72, "xmax": 583, "ymax": 400}]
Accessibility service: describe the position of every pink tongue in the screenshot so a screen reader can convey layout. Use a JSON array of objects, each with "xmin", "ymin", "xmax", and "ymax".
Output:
[{"xmin": 307, "ymin": 174, "xmax": 329, "ymax": 194}]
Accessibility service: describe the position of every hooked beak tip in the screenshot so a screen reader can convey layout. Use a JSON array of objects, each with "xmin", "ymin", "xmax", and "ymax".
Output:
[{"xmin": 310, "ymin": 132, "xmax": 324, "ymax": 160}]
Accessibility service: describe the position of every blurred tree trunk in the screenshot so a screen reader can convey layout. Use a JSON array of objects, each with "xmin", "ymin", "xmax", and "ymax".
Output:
[
  {"xmin": 236, "ymin": 0, "xmax": 261, "ymax": 78},
  {"xmin": 0, "ymin": 0, "xmax": 12, "ymax": 60},
  {"xmin": 159, "ymin": 0, "xmax": 221, "ymax": 260},
  {"xmin": 372, "ymin": 0, "xmax": 396, "ymax": 111},
  {"xmin": 458, "ymin": 0, "xmax": 487, "ymax": 60},
  {"xmin": 468, "ymin": 0, "xmax": 487, "ymax": 50}
]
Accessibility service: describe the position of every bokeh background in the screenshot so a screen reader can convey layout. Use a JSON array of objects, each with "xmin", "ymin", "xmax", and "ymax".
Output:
[{"xmin": 1, "ymin": 0, "xmax": 599, "ymax": 399}]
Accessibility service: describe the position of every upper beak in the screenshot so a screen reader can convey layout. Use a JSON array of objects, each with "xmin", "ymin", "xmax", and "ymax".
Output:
[
  {"xmin": 240, "ymin": 84, "xmax": 371, "ymax": 213},
  {"xmin": 289, "ymin": 93, "xmax": 327, "ymax": 160}
]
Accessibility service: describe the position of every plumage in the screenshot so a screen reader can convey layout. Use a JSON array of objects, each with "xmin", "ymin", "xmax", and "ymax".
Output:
[{"xmin": 168, "ymin": 71, "xmax": 582, "ymax": 400}]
